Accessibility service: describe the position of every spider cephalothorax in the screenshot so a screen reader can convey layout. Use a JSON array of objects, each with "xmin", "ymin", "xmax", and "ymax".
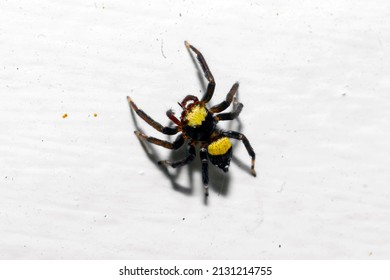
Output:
[
  {"xmin": 127, "ymin": 41, "xmax": 256, "ymax": 196},
  {"xmin": 180, "ymin": 97, "xmax": 216, "ymax": 141}
]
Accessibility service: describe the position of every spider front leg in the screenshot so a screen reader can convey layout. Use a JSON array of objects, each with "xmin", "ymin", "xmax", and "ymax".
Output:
[
  {"xmin": 222, "ymin": 130, "xmax": 256, "ymax": 177},
  {"xmin": 127, "ymin": 96, "xmax": 178, "ymax": 135},
  {"xmin": 158, "ymin": 143, "xmax": 196, "ymax": 168},
  {"xmin": 185, "ymin": 41, "xmax": 216, "ymax": 103}
]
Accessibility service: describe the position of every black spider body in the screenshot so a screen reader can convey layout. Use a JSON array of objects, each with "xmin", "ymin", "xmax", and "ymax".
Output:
[
  {"xmin": 127, "ymin": 41, "xmax": 256, "ymax": 196},
  {"xmin": 208, "ymin": 146, "xmax": 233, "ymax": 172}
]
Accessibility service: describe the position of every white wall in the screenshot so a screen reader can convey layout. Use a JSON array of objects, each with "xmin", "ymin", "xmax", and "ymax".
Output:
[{"xmin": 1, "ymin": 0, "xmax": 390, "ymax": 259}]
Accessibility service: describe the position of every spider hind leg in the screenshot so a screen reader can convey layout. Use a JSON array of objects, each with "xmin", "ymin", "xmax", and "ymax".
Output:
[
  {"xmin": 222, "ymin": 130, "xmax": 256, "ymax": 177},
  {"xmin": 200, "ymin": 147, "xmax": 209, "ymax": 196}
]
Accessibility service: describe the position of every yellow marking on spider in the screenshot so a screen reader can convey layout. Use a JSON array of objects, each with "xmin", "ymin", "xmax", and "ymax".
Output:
[
  {"xmin": 185, "ymin": 105, "xmax": 208, "ymax": 127},
  {"xmin": 208, "ymin": 137, "xmax": 232, "ymax": 156}
]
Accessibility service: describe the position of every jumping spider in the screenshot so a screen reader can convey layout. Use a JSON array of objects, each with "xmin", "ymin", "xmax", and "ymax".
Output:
[{"xmin": 127, "ymin": 41, "xmax": 256, "ymax": 196}]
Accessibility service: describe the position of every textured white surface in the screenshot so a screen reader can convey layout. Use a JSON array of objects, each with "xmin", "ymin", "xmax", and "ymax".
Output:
[{"xmin": 1, "ymin": 0, "xmax": 390, "ymax": 259}]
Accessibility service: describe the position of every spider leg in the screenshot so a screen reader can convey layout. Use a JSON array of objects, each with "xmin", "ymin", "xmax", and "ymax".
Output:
[
  {"xmin": 127, "ymin": 96, "xmax": 178, "ymax": 135},
  {"xmin": 158, "ymin": 143, "xmax": 196, "ymax": 168},
  {"xmin": 185, "ymin": 41, "xmax": 215, "ymax": 104},
  {"xmin": 135, "ymin": 131, "xmax": 184, "ymax": 150},
  {"xmin": 215, "ymin": 103, "xmax": 243, "ymax": 122},
  {"xmin": 180, "ymin": 95, "xmax": 199, "ymax": 107},
  {"xmin": 210, "ymin": 82, "xmax": 239, "ymax": 114},
  {"xmin": 222, "ymin": 130, "xmax": 256, "ymax": 177},
  {"xmin": 166, "ymin": 109, "xmax": 181, "ymax": 126},
  {"xmin": 200, "ymin": 147, "xmax": 209, "ymax": 196}
]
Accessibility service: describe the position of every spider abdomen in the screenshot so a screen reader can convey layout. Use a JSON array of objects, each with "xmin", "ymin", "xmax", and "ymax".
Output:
[{"xmin": 207, "ymin": 137, "xmax": 232, "ymax": 156}]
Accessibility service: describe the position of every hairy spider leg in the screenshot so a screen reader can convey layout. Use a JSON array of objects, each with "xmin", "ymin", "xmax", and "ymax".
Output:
[
  {"xmin": 180, "ymin": 95, "xmax": 199, "ymax": 107},
  {"xmin": 215, "ymin": 102, "xmax": 243, "ymax": 121},
  {"xmin": 166, "ymin": 109, "xmax": 181, "ymax": 126},
  {"xmin": 184, "ymin": 41, "xmax": 215, "ymax": 104},
  {"xmin": 210, "ymin": 82, "xmax": 239, "ymax": 113},
  {"xmin": 127, "ymin": 96, "xmax": 178, "ymax": 135},
  {"xmin": 135, "ymin": 131, "xmax": 185, "ymax": 150},
  {"xmin": 158, "ymin": 143, "xmax": 196, "ymax": 168},
  {"xmin": 199, "ymin": 147, "xmax": 209, "ymax": 196},
  {"xmin": 222, "ymin": 130, "xmax": 256, "ymax": 177}
]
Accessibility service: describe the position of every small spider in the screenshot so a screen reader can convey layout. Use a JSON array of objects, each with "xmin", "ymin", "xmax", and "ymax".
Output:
[{"xmin": 127, "ymin": 41, "xmax": 256, "ymax": 196}]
